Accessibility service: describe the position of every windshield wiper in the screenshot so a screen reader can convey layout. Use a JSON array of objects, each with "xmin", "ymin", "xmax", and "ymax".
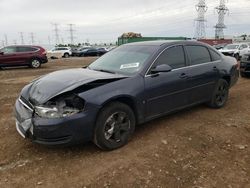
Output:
[{"xmin": 93, "ymin": 69, "xmax": 116, "ymax": 74}]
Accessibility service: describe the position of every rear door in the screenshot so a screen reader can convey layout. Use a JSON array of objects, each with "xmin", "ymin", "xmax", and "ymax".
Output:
[
  {"xmin": 184, "ymin": 45, "xmax": 220, "ymax": 104},
  {"xmin": 16, "ymin": 46, "xmax": 38, "ymax": 64},
  {"xmin": 144, "ymin": 45, "xmax": 189, "ymax": 119},
  {"xmin": 0, "ymin": 46, "xmax": 18, "ymax": 65}
]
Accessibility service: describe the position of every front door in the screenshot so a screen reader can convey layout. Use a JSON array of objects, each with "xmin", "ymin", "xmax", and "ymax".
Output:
[
  {"xmin": 0, "ymin": 46, "xmax": 18, "ymax": 65},
  {"xmin": 144, "ymin": 45, "xmax": 189, "ymax": 119}
]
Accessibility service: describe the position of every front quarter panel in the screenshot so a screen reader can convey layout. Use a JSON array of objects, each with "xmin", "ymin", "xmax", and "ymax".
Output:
[{"xmin": 78, "ymin": 75, "xmax": 146, "ymax": 123}]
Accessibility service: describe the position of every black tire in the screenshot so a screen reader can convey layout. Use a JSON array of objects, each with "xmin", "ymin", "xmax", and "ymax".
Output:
[
  {"xmin": 207, "ymin": 79, "xmax": 229, "ymax": 108},
  {"xmin": 80, "ymin": 54, "xmax": 85, "ymax": 57},
  {"xmin": 63, "ymin": 53, "xmax": 70, "ymax": 58},
  {"xmin": 240, "ymin": 71, "xmax": 247, "ymax": 78},
  {"xmin": 30, "ymin": 58, "xmax": 41, "ymax": 68},
  {"xmin": 94, "ymin": 102, "xmax": 135, "ymax": 150},
  {"xmin": 234, "ymin": 53, "xmax": 239, "ymax": 61}
]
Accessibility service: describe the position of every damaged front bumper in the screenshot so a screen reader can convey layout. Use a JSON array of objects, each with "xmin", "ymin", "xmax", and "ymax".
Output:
[{"xmin": 14, "ymin": 97, "xmax": 99, "ymax": 146}]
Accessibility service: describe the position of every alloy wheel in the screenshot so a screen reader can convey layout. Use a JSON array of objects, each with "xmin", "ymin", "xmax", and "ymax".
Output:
[{"xmin": 104, "ymin": 112, "xmax": 130, "ymax": 142}]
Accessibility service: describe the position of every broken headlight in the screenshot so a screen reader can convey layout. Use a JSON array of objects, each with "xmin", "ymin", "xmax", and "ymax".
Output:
[{"xmin": 35, "ymin": 94, "xmax": 84, "ymax": 119}]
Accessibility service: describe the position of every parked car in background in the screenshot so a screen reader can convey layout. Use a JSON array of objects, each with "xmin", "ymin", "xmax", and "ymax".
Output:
[
  {"xmin": 240, "ymin": 53, "xmax": 250, "ymax": 77},
  {"xmin": 15, "ymin": 41, "xmax": 239, "ymax": 150},
  {"xmin": 77, "ymin": 48, "xmax": 101, "ymax": 57},
  {"xmin": 47, "ymin": 47, "xmax": 72, "ymax": 58},
  {"xmin": 213, "ymin": 43, "xmax": 227, "ymax": 50},
  {"xmin": 97, "ymin": 47, "xmax": 109, "ymax": 55},
  {"xmin": 72, "ymin": 47, "xmax": 91, "ymax": 56},
  {"xmin": 219, "ymin": 43, "xmax": 250, "ymax": 60},
  {"xmin": 0, "ymin": 45, "xmax": 48, "ymax": 69}
]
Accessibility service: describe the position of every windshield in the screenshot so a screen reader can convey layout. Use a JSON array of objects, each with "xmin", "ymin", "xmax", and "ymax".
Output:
[
  {"xmin": 89, "ymin": 45, "xmax": 158, "ymax": 75},
  {"xmin": 224, "ymin": 44, "xmax": 239, "ymax": 50}
]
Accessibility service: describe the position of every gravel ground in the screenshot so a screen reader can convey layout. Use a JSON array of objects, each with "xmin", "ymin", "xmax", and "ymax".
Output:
[{"xmin": 0, "ymin": 57, "xmax": 249, "ymax": 188}]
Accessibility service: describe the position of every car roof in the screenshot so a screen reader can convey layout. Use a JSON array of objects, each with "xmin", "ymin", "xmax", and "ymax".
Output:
[{"xmin": 124, "ymin": 40, "xmax": 208, "ymax": 47}]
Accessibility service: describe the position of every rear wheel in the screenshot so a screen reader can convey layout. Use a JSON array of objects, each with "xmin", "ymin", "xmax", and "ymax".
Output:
[
  {"xmin": 207, "ymin": 79, "xmax": 229, "ymax": 108},
  {"xmin": 30, "ymin": 59, "xmax": 41, "ymax": 68},
  {"xmin": 240, "ymin": 71, "xmax": 247, "ymax": 78},
  {"xmin": 64, "ymin": 53, "xmax": 70, "ymax": 58},
  {"xmin": 94, "ymin": 102, "xmax": 135, "ymax": 150}
]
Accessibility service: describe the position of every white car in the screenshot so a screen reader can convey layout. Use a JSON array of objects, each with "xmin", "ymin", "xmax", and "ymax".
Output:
[
  {"xmin": 47, "ymin": 47, "xmax": 72, "ymax": 58},
  {"xmin": 219, "ymin": 43, "xmax": 250, "ymax": 60}
]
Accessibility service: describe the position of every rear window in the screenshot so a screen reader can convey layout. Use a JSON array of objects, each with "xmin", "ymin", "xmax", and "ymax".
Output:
[
  {"xmin": 186, "ymin": 45, "xmax": 211, "ymax": 65},
  {"xmin": 209, "ymin": 49, "xmax": 221, "ymax": 61}
]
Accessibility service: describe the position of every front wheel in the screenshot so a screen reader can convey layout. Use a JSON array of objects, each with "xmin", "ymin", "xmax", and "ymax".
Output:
[
  {"xmin": 234, "ymin": 53, "xmax": 239, "ymax": 61},
  {"xmin": 30, "ymin": 59, "xmax": 41, "ymax": 68},
  {"xmin": 94, "ymin": 102, "xmax": 135, "ymax": 150},
  {"xmin": 207, "ymin": 79, "xmax": 229, "ymax": 108}
]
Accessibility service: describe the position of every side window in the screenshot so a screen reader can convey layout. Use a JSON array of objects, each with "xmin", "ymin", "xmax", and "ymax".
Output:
[
  {"xmin": 242, "ymin": 44, "xmax": 248, "ymax": 49},
  {"xmin": 154, "ymin": 46, "xmax": 186, "ymax": 69},
  {"xmin": 209, "ymin": 49, "xmax": 221, "ymax": 61},
  {"xmin": 2, "ymin": 47, "xmax": 16, "ymax": 54},
  {"xmin": 17, "ymin": 47, "xmax": 37, "ymax": 52},
  {"xmin": 186, "ymin": 46, "xmax": 211, "ymax": 65}
]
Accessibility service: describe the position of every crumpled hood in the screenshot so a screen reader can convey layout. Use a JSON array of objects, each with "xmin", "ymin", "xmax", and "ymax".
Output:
[
  {"xmin": 27, "ymin": 68, "xmax": 125, "ymax": 104},
  {"xmin": 219, "ymin": 49, "xmax": 237, "ymax": 53}
]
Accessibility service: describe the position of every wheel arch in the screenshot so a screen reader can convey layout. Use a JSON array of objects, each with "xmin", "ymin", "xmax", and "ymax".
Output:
[{"xmin": 100, "ymin": 95, "xmax": 139, "ymax": 124}]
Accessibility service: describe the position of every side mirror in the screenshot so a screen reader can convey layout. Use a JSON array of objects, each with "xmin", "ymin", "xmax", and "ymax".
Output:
[
  {"xmin": 151, "ymin": 64, "xmax": 172, "ymax": 74},
  {"xmin": 0, "ymin": 52, "xmax": 4, "ymax": 55}
]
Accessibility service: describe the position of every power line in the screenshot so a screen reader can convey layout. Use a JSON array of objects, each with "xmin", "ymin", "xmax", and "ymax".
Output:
[{"xmin": 215, "ymin": 0, "xmax": 229, "ymax": 39}]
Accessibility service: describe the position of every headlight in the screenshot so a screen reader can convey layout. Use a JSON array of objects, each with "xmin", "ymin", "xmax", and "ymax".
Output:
[{"xmin": 35, "ymin": 106, "xmax": 80, "ymax": 119}]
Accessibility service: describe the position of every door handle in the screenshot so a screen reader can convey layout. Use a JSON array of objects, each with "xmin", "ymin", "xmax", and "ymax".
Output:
[
  {"xmin": 179, "ymin": 73, "xmax": 189, "ymax": 79},
  {"xmin": 213, "ymin": 66, "xmax": 218, "ymax": 70}
]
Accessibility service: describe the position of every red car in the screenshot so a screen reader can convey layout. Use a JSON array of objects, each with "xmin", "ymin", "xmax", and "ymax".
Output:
[{"xmin": 0, "ymin": 45, "xmax": 48, "ymax": 69}]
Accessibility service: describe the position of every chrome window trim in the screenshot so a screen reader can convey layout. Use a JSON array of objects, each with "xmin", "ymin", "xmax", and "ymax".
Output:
[
  {"xmin": 19, "ymin": 97, "xmax": 34, "ymax": 112},
  {"xmin": 145, "ymin": 45, "xmax": 184, "ymax": 77},
  {"xmin": 145, "ymin": 45, "xmax": 221, "ymax": 77},
  {"xmin": 16, "ymin": 47, "xmax": 40, "ymax": 53}
]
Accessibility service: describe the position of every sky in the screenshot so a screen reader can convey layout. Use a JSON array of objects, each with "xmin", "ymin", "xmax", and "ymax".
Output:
[{"xmin": 0, "ymin": 0, "xmax": 250, "ymax": 46}]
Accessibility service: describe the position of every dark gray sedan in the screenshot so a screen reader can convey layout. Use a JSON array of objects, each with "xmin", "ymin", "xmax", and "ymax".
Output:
[{"xmin": 15, "ymin": 41, "xmax": 239, "ymax": 150}]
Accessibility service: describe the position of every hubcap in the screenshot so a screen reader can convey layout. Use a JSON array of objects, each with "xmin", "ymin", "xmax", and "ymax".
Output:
[
  {"xmin": 215, "ymin": 83, "xmax": 227, "ymax": 105},
  {"xmin": 32, "ymin": 60, "xmax": 40, "ymax": 68},
  {"xmin": 104, "ymin": 112, "xmax": 130, "ymax": 142}
]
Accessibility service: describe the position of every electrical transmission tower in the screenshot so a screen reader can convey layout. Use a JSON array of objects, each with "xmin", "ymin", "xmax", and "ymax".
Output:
[
  {"xmin": 19, "ymin": 32, "xmax": 24, "ymax": 44},
  {"xmin": 68, "ymin": 24, "xmax": 76, "ymax": 45},
  {"xmin": 52, "ymin": 23, "xmax": 60, "ymax": 44},
  {"xmin": 30, "ymin": 32, "xmax": 35, "ymax": 44},
  {"xmin": 194, "ymin": 0, "xmax": 208, "ymax": 39},
  {"xmin": 214, "ymin": 0, "xmax": 229, "ymax": 39}
]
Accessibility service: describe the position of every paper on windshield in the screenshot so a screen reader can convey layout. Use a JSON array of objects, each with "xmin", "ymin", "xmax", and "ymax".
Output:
[{"xmin": 120, "ymin": 62, "xmax": 140, "ymax": 69}]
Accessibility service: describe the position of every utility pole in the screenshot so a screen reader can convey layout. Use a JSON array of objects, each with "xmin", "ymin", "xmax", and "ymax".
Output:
[
  {"xmin": 19, "ymin": 32, "xmax": 24, "ymax": 44},
  {"xmin": 215, "ymin": 0, "xmax": 229, "ymax": 39},
  {"xmin": 51, "ymin": 23, "xmax": 60, "ymax": 45},
  {"xmin": 68, "ymin": 24, "xmax": 76, "ymax": 45},
  {"xmin": 194, "ymin": 0, "xmax": 208, "ymax": 39},
  {"xmin": 4, "ymin": 34, "xmax": 8, "ymax": 45},
  {"xmin": 48, "ymin": 36, "xmax": 51, "ymax": 45},
  {"xmin": 30, "ymin": 32, "xmax": 35, "ymax": 44},
  {"xmin": 1, "ymin": 40, "xmax": 5, "ymax": 47}
]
